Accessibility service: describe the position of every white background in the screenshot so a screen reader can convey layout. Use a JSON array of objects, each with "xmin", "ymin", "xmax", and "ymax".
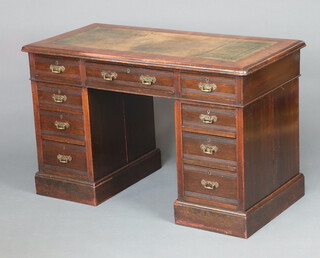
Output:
[{"xmin": 0, "ymin": 0, "xmax": 319, "ymax": 257}]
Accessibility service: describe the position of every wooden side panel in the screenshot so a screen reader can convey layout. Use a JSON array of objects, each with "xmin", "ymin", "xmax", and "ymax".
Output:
[
  {"xmin": 124, "ymin": 94, "xmax": 157, "ymax": 162},
  {"xmin": 274, "ymin": 80, "xmax": 300, "ymax": 185},
  {"xmin": 242, "ymin": 51, "xmax": 300, "ymax": 105},
  {"xmin": 243, "ymin": 79, "xmax": 299, "ymax": 209},
  {"xmin": 175, "ymin": 100, "xmax": 184, "ymax": 199},
  {"xmin": 82, "ymin": 88, "xmax": 94, "ymax": 182},
  {"xmin": 31, "ymin": 81, "xmax": 44, "ymax": 172},
  {"xmin": 236, "ymin": 108, "xmax": 245, "ymax": 211},
  {"xmin": 88, "ymin": 89, "xmax": 127, "ymax": 181}
]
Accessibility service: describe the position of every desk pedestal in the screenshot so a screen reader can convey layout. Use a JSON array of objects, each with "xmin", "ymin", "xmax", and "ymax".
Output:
[{"xmin": 31, "ymin": 85, "xmax": 161, "ymax": 205}]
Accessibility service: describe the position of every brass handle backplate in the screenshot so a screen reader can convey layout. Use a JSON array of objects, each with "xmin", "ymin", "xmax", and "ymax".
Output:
[
  {"xmin": 199, "ymin": 82, "xmax": 217, "ymax": 93},
  {"xmin": 54, "ymin": 121, "xmax": 70, "ymax": 130},
  {"xmin": 57, "ymin": 154, "xmax": 72, "ymax": 164},
  {"xmin": 200, "ymin": 144, "xmax": 218, "ymax": 155},
  {"xmin": 201, "ymin": 179, "xmax": 219, "ymax": 190},
  {"xmin": 101, "ymin": 71, "xmax": 117, "ymax": 81},
  {"xmin": 50, "ymin": 64, "xmax": 65, "ymax": 74},
  {"xmin": 140, "ymin": 75, "xmax": 156, "ymax": 85},
  {"xmin": 199, "ymin": 114, "xmax": 218, "ymax": 124},
  {"xmin": 52, "ymin": 94, "xmax": 67, "ymax": 103}
]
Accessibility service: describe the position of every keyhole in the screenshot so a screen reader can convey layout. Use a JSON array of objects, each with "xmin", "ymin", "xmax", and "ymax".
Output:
[{"xmin": 205, "ymin": 78, "xmax": 209, "ymax": 83}]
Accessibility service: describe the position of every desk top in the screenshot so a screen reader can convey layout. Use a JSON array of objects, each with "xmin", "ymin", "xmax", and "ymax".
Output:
[{"xmin": 22, "ymin": 23, "xmax": 305, "ymax": 75}]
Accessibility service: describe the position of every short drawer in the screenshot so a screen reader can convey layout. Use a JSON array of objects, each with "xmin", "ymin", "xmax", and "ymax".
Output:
[
  {"xmin": 183, "ymin": 132, "xmax": 236, "ymax": 172},
  {"xmin": 42, "ymin": 140, "xmax": 88, "ymax": 180},
  {"xmin": 37, "ymin": 83, "xmax": 83, "ymax": 111},
  {"xmin": 33, "ymin": 55, "xmax": 81, "ymax": 85},
  {"xmin": 183, "ymin": 164, "xmax": 238, "ymax": 208},
  {"xmin": 181, "ymin": 103, "xmax": 236, "ymax": 138},
  {"xmin": 39, "ymin": 110, "xmax": 85, "ymax": 144},
  {"xmin": 181, "ymin": 72, "xmax": 236, "ymax": 104},
  {"xmin": 86, "ymin": 62, "xmax": 174, "ymax": 96}
]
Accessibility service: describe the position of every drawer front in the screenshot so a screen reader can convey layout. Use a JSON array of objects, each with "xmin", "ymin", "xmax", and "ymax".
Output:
[
  {"xmin": 34, "ymin": 55, "xmax": 81, "ymax": 84},
  {"xmin": 42, "ymin": 140, "xmax": 88, "ymax": 180},
  {"xmin": 183, "ymin": 132, "xmax": 236, "ymax": 171},
  {"xmin": 181, "ymin": 73, "xmax": 236, "ymax": 104},
  {"xmin": 183, "ymin": 164, "xmax": 238, "ymax": 207},
  {"xmin": 37, "ymin": 83, "xmax": 83, "ymax": 111},
  {"xmin": 40, "ymin": 110, "xmax": 84, "ymax": 144},
  {"xmin": 181, "ymin": 103, "xmax": 236, "ymax": 138},
  {"xmin": 86, "ymin": 62, "xmax": 175, "ymax": 96}
]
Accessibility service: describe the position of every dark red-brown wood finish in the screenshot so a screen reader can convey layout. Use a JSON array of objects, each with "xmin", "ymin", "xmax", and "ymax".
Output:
[{"xmin": 22, "ymin": 24, "xmax": 305, "ymax": 238}]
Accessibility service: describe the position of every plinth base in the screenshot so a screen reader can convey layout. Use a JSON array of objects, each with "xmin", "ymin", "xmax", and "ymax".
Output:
[
  {"xmin": 35, "ymin": 149, "xmax": 161, "ymax": 205},
  {"xmin": 174, "ymin": 173, "xmax": 304, "ymax": 238}
]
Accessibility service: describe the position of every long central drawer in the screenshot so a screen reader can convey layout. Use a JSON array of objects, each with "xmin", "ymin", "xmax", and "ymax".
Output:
[{"xmin": 85, "ymin": 62, "xmax": 175, "ymax": 96}]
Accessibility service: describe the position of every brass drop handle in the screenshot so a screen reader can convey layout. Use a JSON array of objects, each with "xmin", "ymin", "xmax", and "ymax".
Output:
[
  {"xmin": 140, "ymin": 75, "xmax": 156, "ymax": 85},
  {"xmin": 50, "ymin": 64, "xmax": 65, "ymax": 74},
  {"xmin": 200, "ymin": 144, "xmax": 218, "ymax": 155},
  {"xmin": 54, "ymin": 121, "xmax": 70, "ymax": 130},
  {"xmin": 57, "ymin": 154, "xmax": 72, "ymax": 164},
  {"xmin": 52, "ymin": 94, "xmax": 67, "ymax": 103},
  {"xmin": 199, "ymin": 82, "xmax": 217, "ymax": 93},
  {"xmin": 101, "ymin": 71, "xmax": 118, "ymax": 81},
  {"xmin": 199, "ymin": 114, "xmax": 218, "ymax": 124},
  {"xmin": 201, "ymin": 179, "xmax": 219, "ymax": 190}
]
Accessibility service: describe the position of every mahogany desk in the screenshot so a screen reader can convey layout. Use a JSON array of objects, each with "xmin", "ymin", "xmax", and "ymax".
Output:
[{"xmin": 22, "ymin": 24, "xmax": 305, "ymax": 238}]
